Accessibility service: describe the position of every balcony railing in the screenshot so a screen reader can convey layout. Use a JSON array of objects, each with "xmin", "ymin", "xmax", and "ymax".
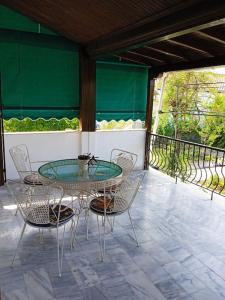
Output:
[{"xmin": 148, "ymin": 134, "xmax": 225, "ymax": 199}]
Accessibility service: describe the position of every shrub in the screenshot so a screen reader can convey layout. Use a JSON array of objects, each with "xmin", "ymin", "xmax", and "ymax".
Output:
[{"xmin": 4, "ymin": 118, "xmax": 80, "ymax": 132}]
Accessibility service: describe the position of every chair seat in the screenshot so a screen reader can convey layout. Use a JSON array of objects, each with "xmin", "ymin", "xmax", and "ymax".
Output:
[
  {"xmin": 90, "ymin": 196, "xmax": 117, "ymax": 215},
  {"xmin": 97, "ymin": 185, "xmax": 117, "ymax": 194},
  {"xmin": 27, "ymin": 204, "xmax": 74, "ymax": 228},
  {"xmin": 24, "ymin": 173, "xmax": 43, "ymax": 185}
]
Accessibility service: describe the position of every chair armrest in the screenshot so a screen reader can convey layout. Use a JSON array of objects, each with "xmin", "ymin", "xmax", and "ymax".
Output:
[
  {"xmin": 31, "ymin": 161, "xmax": 53, "ymax": 170},
  {"xmin": 31, "ymin": 160, "xmax": 52, "ymax": 164}
]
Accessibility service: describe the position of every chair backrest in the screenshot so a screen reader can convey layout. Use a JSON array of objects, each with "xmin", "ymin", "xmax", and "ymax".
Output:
[
  {"xmin": 112, "ymin": 176, "xmax": 141, "ymax": 213},
  {"xmin": 7, "ymin": 181, "xmax": 63, "ymax": 225},
  {"xmin": 9, "ymin": 144, "xmax": 32, "ymax": 180},
  {"xmin": 110, "ymin": 149, "xmax": 137, "ymax": 176}
]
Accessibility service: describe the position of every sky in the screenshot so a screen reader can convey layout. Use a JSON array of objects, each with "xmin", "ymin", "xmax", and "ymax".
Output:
[{"xmin": 201, "ymin": 66, "xmax": 225, "ymax": 74}]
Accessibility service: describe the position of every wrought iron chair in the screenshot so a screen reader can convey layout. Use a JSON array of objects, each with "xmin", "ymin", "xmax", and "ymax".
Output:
[
  {"xmin": 9, "ymin": 144, "xmax": 50, "ymax": 185},
  {"xmin": 89, "ymin": 176, "xmax": 142, "ymax": 261},
  {"xmin": 7, "ymin": 181, "xmax": 77, "ymax": 277},
  {"xmin": 69, "ymin": 177, "xmax": 123, "ymax": 245},
  {"xmin": 110, "ymin": 148, "xmax": 138, "ymax": 176}
]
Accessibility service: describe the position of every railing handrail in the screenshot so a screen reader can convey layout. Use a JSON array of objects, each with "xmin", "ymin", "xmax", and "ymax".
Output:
[
  {"xmin": 148, "ymin": 133, "xmax": 225, "ymax": 199},
  {"xmin": 151, "ymin": 133, "xmax": 225, "ymax": 152}
]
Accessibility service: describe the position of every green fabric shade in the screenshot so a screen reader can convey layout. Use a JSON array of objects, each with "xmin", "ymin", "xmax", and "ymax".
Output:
[
  {"xmin": 0, "ymin": 5, "xmax": 79, "ymax": 120},
  {"xmin": 96, "ymin": 62, "xmax": 148, "ymax": 121},
  {"xmin": 0, "ymin": 5, "xmax": 148, "ymax": 122},
  {"xmin": 0, "ymin": 31, "xmax": 79, "ymax": 120},
  {"xmin": 3, "ymin": 109, "xmax": 79, "ymax": 120}
]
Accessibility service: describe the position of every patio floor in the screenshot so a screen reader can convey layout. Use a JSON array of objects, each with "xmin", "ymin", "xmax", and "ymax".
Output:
[{"xmin": 1, "ymin": 169, "xmax": 225, "ymax": 299}]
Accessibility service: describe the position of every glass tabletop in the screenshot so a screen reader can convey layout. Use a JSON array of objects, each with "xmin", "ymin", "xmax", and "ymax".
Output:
[{"xmin": 38, "ymin": 159, "xmax": 122, "ymax": 183}]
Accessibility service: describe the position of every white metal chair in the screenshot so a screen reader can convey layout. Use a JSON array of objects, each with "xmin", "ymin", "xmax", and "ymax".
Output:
[
  {"xmin": 69, "ymin": 177, "xmax": 123, "ymax": 245},
  {"xmin": 110, "ymin": 148, "xmax": 138, "ymax": 176},
  {"xmin": 7, "ymin": 181, "xmax": 77, "ymax": 277},
  {"xmin": 89, "ymin": 176, "xmax": 142, "ymax": 260},
  {"xmin": 9, "ymin": 144, "xmax": 49, "ymax": 185}
]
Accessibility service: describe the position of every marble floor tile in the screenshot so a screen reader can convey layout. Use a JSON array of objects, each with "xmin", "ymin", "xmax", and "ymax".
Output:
[
  {"xmin": 155, "ymin": 278, "xmax": 187, "ymax": 300},
  {"xmin": 1, "ymin": 287, "xmax": 29, "ymax": 300},
  {"xmin": 1, "ymin": 168, "xmax": 225, "ymax": 299},
  {"xmin": 24, "ymin": 268, "xmax": 54, "ymax": 300}
]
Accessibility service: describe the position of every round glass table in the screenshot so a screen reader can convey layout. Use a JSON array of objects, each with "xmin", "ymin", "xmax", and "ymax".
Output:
[{"xmin": 38, "ymin": 159, "xmax": 122, "ymax": 189}]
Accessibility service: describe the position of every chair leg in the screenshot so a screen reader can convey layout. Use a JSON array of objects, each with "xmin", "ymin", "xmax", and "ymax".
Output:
[
  {"xmin": 11, "ymin": 222, "xmax": 27, "ymax": 266},
  {"xmin": 57, "ymin": 227, "xmax": 61, "ymax": 277},
  {"xmin": 60, "ymin": 225, "xmax": 66, "ymax": 273},
  {"xmin": 86, "ymin": 208, "xmax": 89, "ymax": 240},
  {"xmin": 106, "ymin": 215, "xmax": 115, "ymax": 232},
  {"xmin": 128, "ymin": 210, "xmax": 139, "ymax": 247},
  {"xmin": 39, "ymin": 229, "xmax": 44, "ymax": 244},
  {"xmin": 97, "ymin": 215, "xmax": 103, "ymax": 261},
  {"xmin": 71, "ymin": 214, "xmax": 80, "ymax": 249},
  {"xmin": 103, "ymin": 215, "xmax": 106, "ymax": 258},
  {"xmin": 112, "ymin": 216, "xmax": 115, "ymax": 232},
  {"xmin": 14, "ymin": 207, "xmax": 19, "ymax": 216}
]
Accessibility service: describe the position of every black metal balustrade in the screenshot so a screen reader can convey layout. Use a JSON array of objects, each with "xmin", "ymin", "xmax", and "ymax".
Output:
[{"xmin": 148, "ymin": 134, "xmax": 225, "ymax": 199}]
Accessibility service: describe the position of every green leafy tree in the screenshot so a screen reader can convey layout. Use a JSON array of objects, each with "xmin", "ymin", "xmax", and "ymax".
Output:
[
  {"xmin": 156, "ymin": 71, "xmax": 225, "ymax": 147},
  {"xmin": 200, "ymin": 92, "xmax": 225, "ymax": 148},
  {"xmin": 4, "ymin": 117, "xmax": 80, "ymax": 132}
]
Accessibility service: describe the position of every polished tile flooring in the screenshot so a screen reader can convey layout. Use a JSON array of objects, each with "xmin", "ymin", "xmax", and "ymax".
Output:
[{"xmin": 1, "ymin": 169, "xmax": 225, "ymax": 299}]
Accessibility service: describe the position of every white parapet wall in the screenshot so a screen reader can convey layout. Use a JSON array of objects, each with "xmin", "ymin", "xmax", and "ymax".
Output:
[{"xmin": 4, "ymin": 129, "xmax": 146, "ymax": 179}]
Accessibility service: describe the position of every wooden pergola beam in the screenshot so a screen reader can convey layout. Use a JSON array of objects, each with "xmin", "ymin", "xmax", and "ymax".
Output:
[
  {"xmin": 144, "ymin": 70, "xmax": 158, "ymax": 170},
  {"xmin": 129, "ymin": 49, "xmax": 167, "ymax": 64},
  {"xmin": 195, "ymin": 31, "xmax": 225, "ymax": 46},
  {"xmin": 113, "ymin": 55, "xmax": 146, "ymax": 66},
  {"xmin": 115, "ymin": 52, "xmax": 155, "ymax": 66},
  {"xmin": 166, "ymin": 39, "xmax": 212, "ymax": 56},
  {"xmin": 0, "ymin": 76, "xmax": 5, "ymax": 186},
  {"xmin": 150, "ymin": 54, "xmax": 225, "ymax": 73},
  {"xmin": 79, "ymin": 50, "xmax": 96, "ymax": 132},
  {"xmin": 137, "ymin": 47, "xmax": 183, "ymax": 63},
  {"xmin": 87, "ymin": 1, "xmax": 225, "ymax": 58},
  {"xmin": 172, "ymin": 34, "xmax": 223, "ymax": 56},
  {"xmin": 145, "ymin": 46, "xmax": 187, "ymax": 61},
  {"xmin": 148, "ymin": 43, "xmax": 192, "ymax": 62}
]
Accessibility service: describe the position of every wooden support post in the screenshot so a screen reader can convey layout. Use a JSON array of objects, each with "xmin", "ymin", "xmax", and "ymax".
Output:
[
  {"xmin": 144, "ymin": 71, "xmax": 157, "ymax": 170},
  {"xmin": 79, "ymin": 50, "xmax": 96, "ymax": 132},
  {"xmin": 0, "ymin": 75, "xmax": 5, "ymax": 185}
]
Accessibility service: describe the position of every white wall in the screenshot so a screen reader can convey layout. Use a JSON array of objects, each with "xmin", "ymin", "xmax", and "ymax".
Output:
[
  {"xmin": 86, "ymin": 130, "xmax": 146, "ymax": 169},
  {"xmin": 5, "ymin": 131, "xmax": 81, "ymax": 179},
  {"xmin": 5, "ymin": 129, "xmax": 146, "ymax": 179}
]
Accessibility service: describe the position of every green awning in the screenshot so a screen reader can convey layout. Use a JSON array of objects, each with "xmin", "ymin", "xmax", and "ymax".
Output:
[
  {"xmin": 0, "ymin": 5, "xmax": 79, "ymax": 120},
  {"xmin": 0, "ymin": 31, "xmax": 79, "ymax": 120},
  {"xmin": 3, "ymin": 108, "xmax": 79, "ymax": 120},
  {"xmin": 1, "ymin": 5, "xmax": 148, "ymax": 122},
  {"xmin": 96, "ymin": 62, "xmax": 148, "ymax": 121}
]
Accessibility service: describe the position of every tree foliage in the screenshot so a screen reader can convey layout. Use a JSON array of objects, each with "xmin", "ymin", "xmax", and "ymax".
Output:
[
  {"xmin": 4, "ymin": 118, "xmax": 80, "ymax": 132},
  {"xmin": 156, "ymin": 71, "xmax": 225, "ymax": 148}
]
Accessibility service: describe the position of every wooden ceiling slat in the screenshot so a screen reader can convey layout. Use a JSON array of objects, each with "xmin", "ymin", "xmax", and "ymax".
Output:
[
  {"xmin": 113, "ymin": 55, "xmax": 148, "ymax": 66},
  {"xmin": 87, "ymin": 1, "xmax": 225, "ymax": 57},
  {"xmin": 150, "ymin": 54, "xmax": 225, "ymax": 73},
  {"xmin": 128, "ymin": 50, "xmax": 166, "ymax": 64},
  {"xmin": 200, "ymin": 24, "xmax": 225, "ymax": 41},
  {"xmin": 166, "ymin": 39, "xmax": 212, "ymax": 57},
  {"xmin": 153, "ymin": 41, "xmax": 206, "ymax": 61},
  {"xmin": 145, "ymin": 45, "xmax": 188, "ymax": 61},
  {"xmin": 115, "ymin": 52, "xmax": 155, "ymax": 66},
  {"xmin": 175, "ymin": 32, "xmax": 225, "ymax": 54},
  {"xmin": 130, "ymin": 47, "xmax": 184, "ymax": 64},
  {"xmin": 0, "ymin": 0, "xmax": 185, "ymax": 44},
  {"xmin": 195, "ymin": 31, "xmax": 225, "ymax": 46},
  {"xmin": 2, "ymin": 1, "xmax": 225, "ymax": 72}
]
